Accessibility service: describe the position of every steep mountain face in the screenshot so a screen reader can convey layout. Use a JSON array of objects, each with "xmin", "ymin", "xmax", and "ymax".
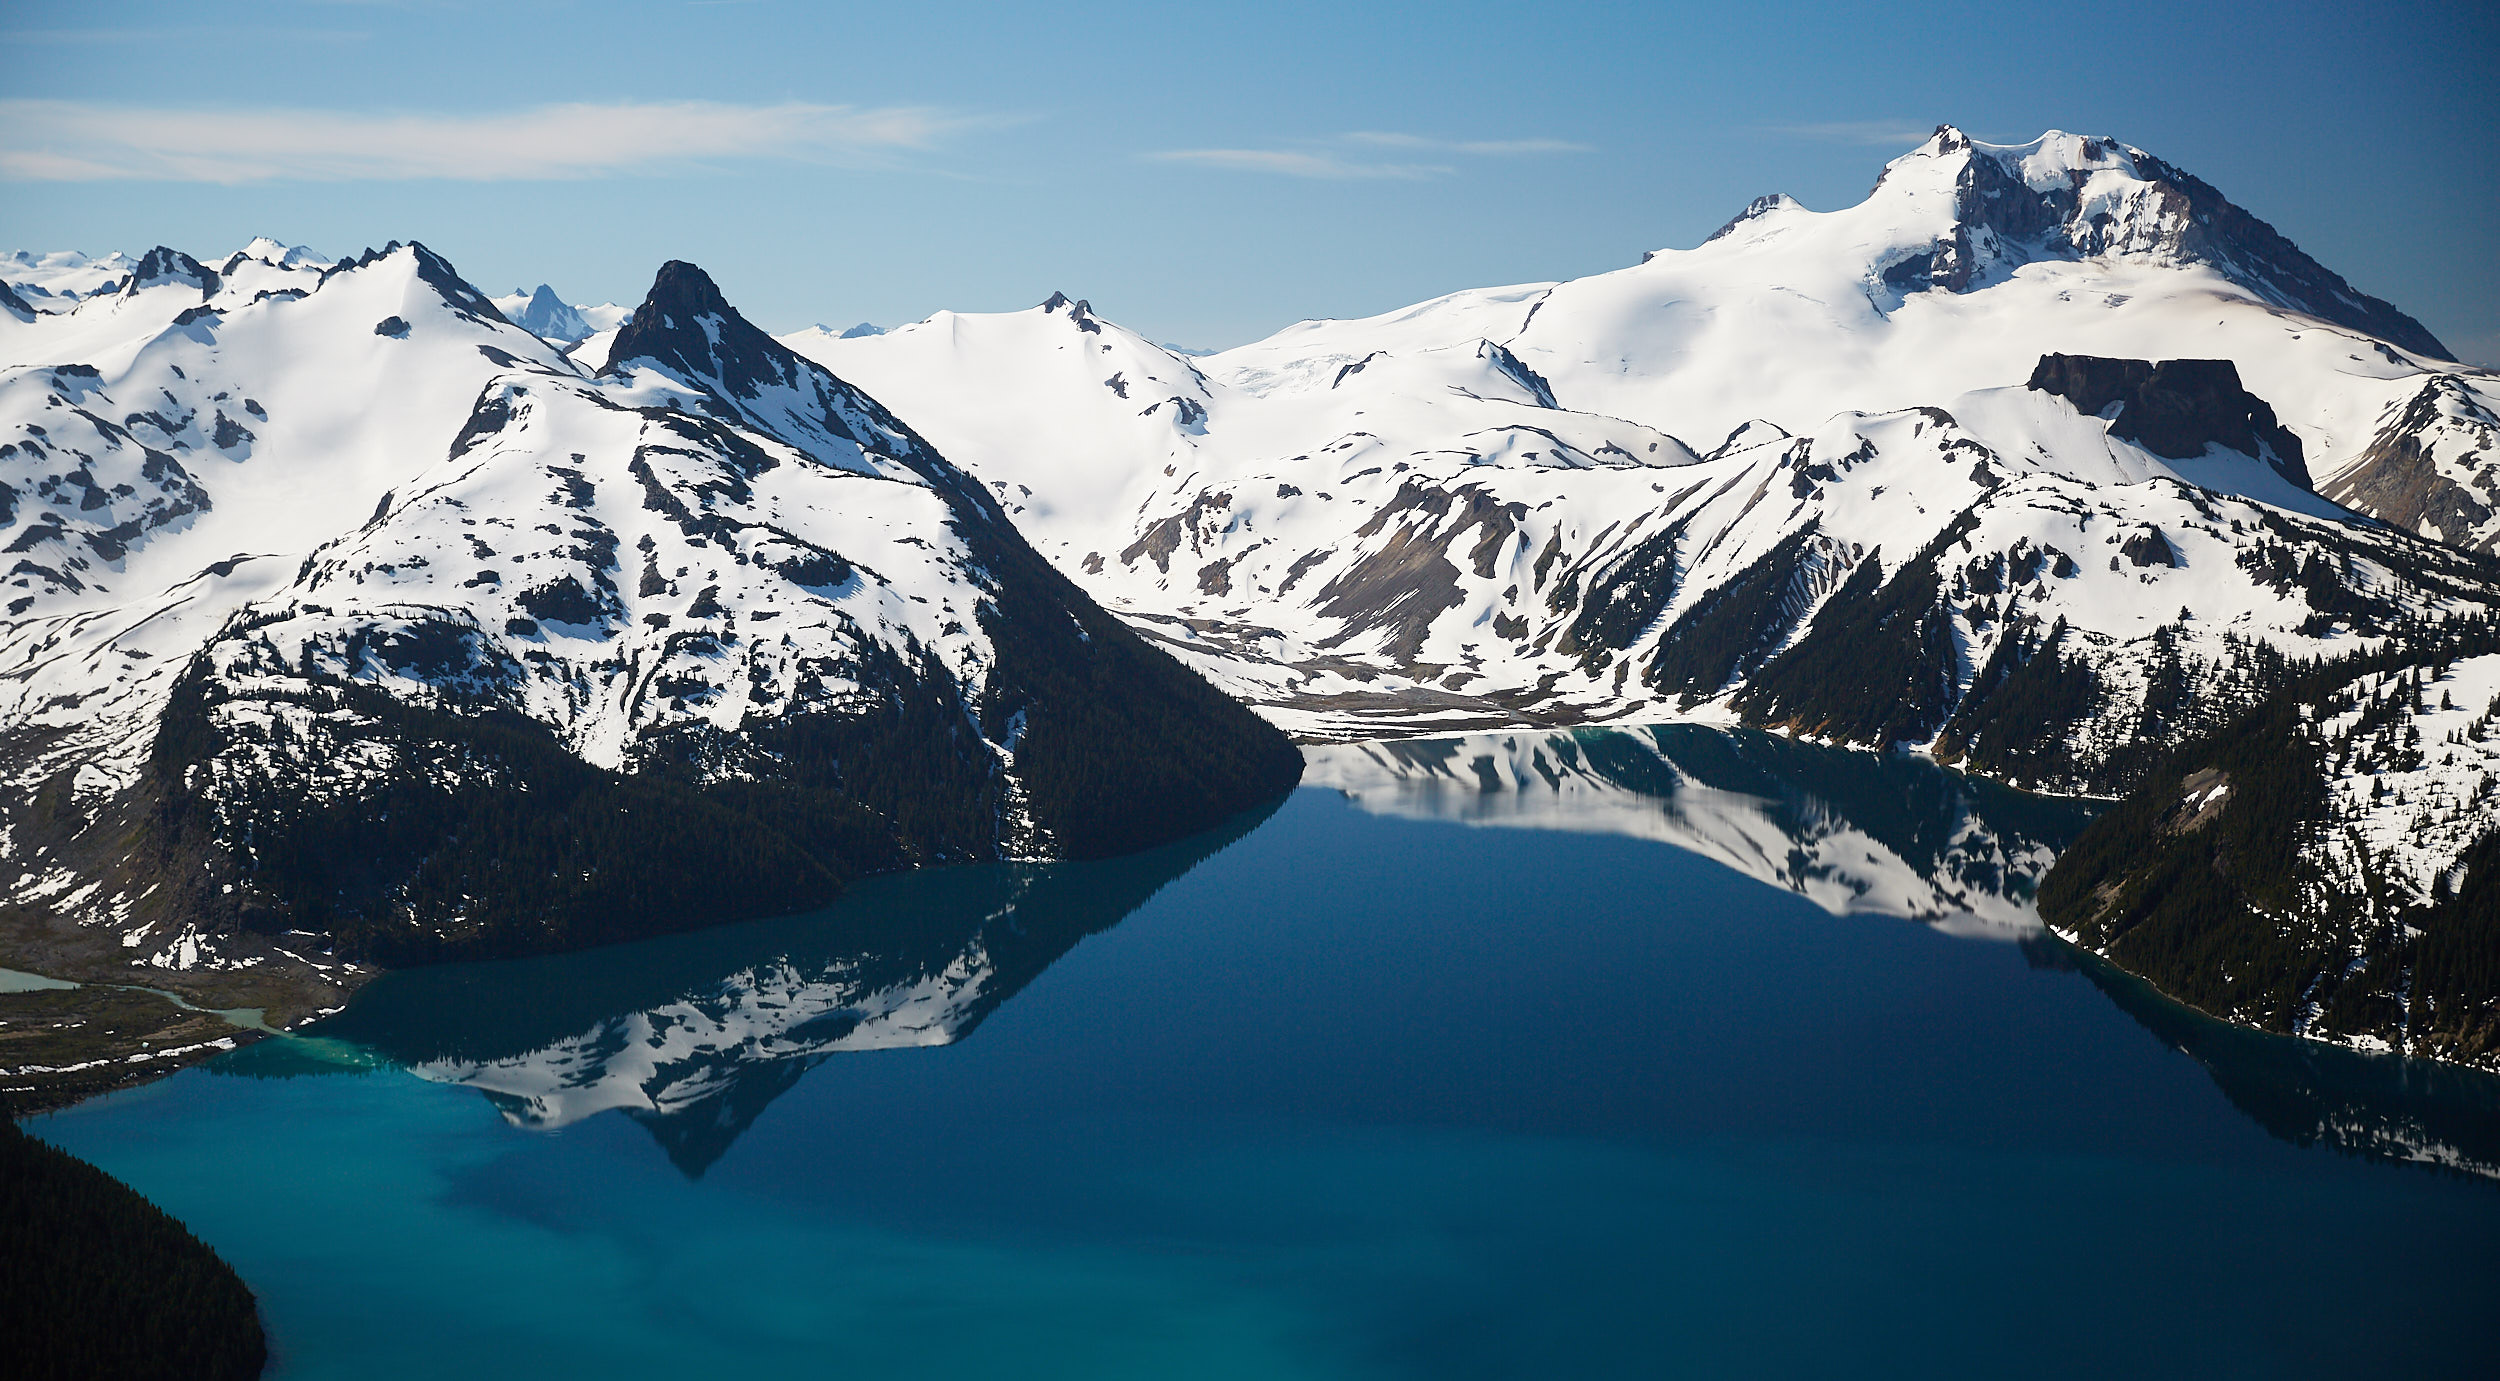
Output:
[
  {"xmin": 0, "ymin": 242, "xmax": 1297, "ymax": 1020},
  {"xmin": 2026, "ymin": 353, "xmax": 2310, "ymax": 487},
  {"xmin": 2318, "ymin": 376, "xmax": 2500, "ymax": 554}
]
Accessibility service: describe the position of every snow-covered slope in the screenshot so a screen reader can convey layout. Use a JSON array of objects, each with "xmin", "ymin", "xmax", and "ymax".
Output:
[
  {"xmin": 1213, "ymin": 127, "xmax": 2460, "ymax": 457},
  {"xmin": 3, "ymin": 248, "xmax": 141, "ymax": 312},
  {"xmin": 2043, "ymin": 630, "xmax": 2500, "ymax": 1072},
  {"xmin": 791, "ymin": 126, "xmax": 2500, "ymax": 761},
  {"xmin": 3, "ymin": 239, "xmax": 563, "ymax": 799},
  {"xmin": 0, "ymin": 243, "xmax": 1297, "ymax": 1021}
]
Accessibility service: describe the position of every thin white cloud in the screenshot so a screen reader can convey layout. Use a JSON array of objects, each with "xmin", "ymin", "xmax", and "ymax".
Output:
[
  {"xmin": 0, "ymin": 99, "xmax": 985, "ymax": 184},
  {"xmin": 1764, "ymin": 120, "xmax": 1940, "ymax": 147},
  {"xmin": 1146, "ymin": 148, "xmax": 1448, "ymax": 181},
  {"xmin": 1147, "ymin": 130, "xmax": 1583, "ymax": 180},
  {"xmin": 1341, "ymin": 131, "xmax": 1590, "ymax": 156}
]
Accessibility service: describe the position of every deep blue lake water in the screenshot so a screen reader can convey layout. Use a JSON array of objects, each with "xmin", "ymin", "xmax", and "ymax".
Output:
[{"xmin": 31, "ymin": 727, "xmax": 2500, "ymax": 1378}]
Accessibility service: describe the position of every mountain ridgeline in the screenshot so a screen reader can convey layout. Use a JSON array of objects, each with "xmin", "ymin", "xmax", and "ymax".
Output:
[
  {"xmin": 776, "ymin": 125, "xmax": 2500, "ymax": 1072},
  {"xmin": 7, "ymin": 122, "xmax": 2500, "ymax": 1078},
  {"xmin": 154, "ymin": 260, "xmax": 1303, "ymax": 965},
  {"xmin": 0, "ymin": 246, "xmax": 1298, "ymax": 1012}
]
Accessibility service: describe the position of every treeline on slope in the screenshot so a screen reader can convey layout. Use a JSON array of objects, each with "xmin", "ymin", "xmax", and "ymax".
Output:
[
  {"xmin": 1644, "ymin": 524, "xmax": 1831, "ymax": 704},
  {"xmin": 148, "ymin": 650, "xmax": 913, "ymax": 966},
  {"xmin": 142, "ymin": 586, "xmax": 1300, "ymax": 966},
  {"xmin": 1677, "ymin": 488, "xmax": 2500, "ymax": 795},
  {"xmin": 1, "ymin": 1111, "xmax": 266, "ymax": 1381},
  {"xmin": 1732, "ymin": 516, "xmax": 1969, "ymax": 748},
  {"xmin": 2039, "ymin": 614, "xmax": 2500, "ymax": 1070},
  {"xmin": 145, "ymin": 604, "xmax": 1296, "ymax": 967},
  {"xmin": 955, "ymin": 500, "xmax": 1308, "ymax": 859}
]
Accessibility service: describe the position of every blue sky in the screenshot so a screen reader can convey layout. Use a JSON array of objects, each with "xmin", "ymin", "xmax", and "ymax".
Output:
[{"xmin": 4, "ymin": 0, "xmax": 2494, "ymax": 358}]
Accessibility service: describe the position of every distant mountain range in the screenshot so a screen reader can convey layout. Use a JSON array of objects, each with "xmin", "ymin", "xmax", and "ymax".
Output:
[{"xmin": 5, "ymin": 124, "xmax": 2496, "ymax": 1074}]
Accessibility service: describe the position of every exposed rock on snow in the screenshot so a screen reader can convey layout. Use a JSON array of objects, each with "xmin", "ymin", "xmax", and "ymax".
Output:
[{"xmin": 0, "ymin": 241, "xmax": 1297, "ymax": 1018}]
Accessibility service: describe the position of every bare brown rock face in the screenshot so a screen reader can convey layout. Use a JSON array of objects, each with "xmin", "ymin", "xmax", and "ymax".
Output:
[{"xmin": 2320, "ymin": 376, "xmax": 2500, "ymax": 554}]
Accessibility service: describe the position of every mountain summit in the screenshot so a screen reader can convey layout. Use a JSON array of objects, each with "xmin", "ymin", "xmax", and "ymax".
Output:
[
  {"xmin": 0, "ymin": 241, "xmax": 1300, "ymax": 1031},
  {"xmin": 1855, "ymin": 125, "xmax": 2449, "ymax": 357},
  {"xmin": 508, "ymin": 283, "xmax": 592, "ymax": 343},
  {"xmin": 785, "ymin": 124, "xmax": 2500, "ymax": 1071}
]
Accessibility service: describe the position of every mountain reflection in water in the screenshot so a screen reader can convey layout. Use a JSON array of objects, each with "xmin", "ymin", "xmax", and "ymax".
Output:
[
  {"xmin": 1306, "ymin": 725, "xmax": 2097, "ymax": 935},
  {"xmin": 215, "ymin": 727, "xmax": 2500, "ymax": 1186},
  {"xmin": 225, "ymin": 802, "xmax": 1277, "ymax": 1177},
  {"xmin": 1313, "ymin": 726, "xmax": 2500, "ymax": 1181}
]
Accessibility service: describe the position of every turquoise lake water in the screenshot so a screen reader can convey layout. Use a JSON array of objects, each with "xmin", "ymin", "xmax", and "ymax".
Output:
[{"xmin": 30, "ymin": 727, "xmax": 2500, "ymax": 1378}]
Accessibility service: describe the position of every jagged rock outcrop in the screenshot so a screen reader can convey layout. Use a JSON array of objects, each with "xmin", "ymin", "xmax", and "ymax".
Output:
[{"xmin": 2027, "ymin": 353, "xmax": 2310, "ymax": 486}]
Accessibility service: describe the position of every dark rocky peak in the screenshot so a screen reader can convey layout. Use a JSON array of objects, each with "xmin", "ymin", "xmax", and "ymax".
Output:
[
  {"xmin": 2388, "ymin": 373, "xmax": 2499, "ymax": 433},
  {"xmin": 600, "ymin": 260, "xmax": 992, "ymax": 513},
  {"xmin": 1702, "ymin": 193, "xmax": 1802, "ymax": 246},
  {"xmin": 0, "ymin": 278, "xmax": 33, "ymax": 324},
  {"xmin": 2316, "ymin": 374, "xmax": 2500, "ymax": 555},
  {"xmin": 120, "ymin": 246, "xmax": 219, "ymax": 300},
  {"xmin": 2028, "ymin": 353, "xmax": 2310, "ymax": 486},
  {"xmin": 1040, "ymin": 291, "xmax": 1102, "ymax": 333},
  {"xmin": 2115, "ymin": 148, "xmax": 2448, "ymax": 360},
  {"xmin": 319, "ymin": 241, "xmax": 509, "ymax": 326},
  {"xmin": 604, "ymin": 260, "xmax": 811, "ymax": 400}
]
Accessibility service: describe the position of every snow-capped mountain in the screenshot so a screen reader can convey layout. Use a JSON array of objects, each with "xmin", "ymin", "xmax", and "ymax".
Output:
[
  {"xmin": 784, "ymin": 124, "xmax": 2500, "ymax": 1070},
  {"xmin": 0, "ymin": 240, "xmax": 1297, "ymax": 1022},
  {"xmin": 1307, "ymin": 725, "xmax": 2094, "ymax": 937},
  {"xmin": 487, "ymin": 284, "xmax": 629, "ymax": 345},
  {"xmin": 4, "ymin": 248, "xmax": 141, "ymax": 314},
  {"xmin": 785, "ymin": 126, "xmax": 2500, "ymax": 758}
]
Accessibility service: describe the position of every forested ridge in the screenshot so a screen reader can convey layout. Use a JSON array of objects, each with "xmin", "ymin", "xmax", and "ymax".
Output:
[
  {"xmin": 2, "ymin": 1111, "xmax": 266, "ymax": 1380},
  {"xmin": 2040, "ymin": 614, "xmax": 2500, "ymax": 1068}
]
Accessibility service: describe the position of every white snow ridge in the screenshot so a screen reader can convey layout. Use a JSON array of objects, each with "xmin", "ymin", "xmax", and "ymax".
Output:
[{"xmin": 7, "ymin": 123, "xmax": 2500, "ymax": 1074}]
